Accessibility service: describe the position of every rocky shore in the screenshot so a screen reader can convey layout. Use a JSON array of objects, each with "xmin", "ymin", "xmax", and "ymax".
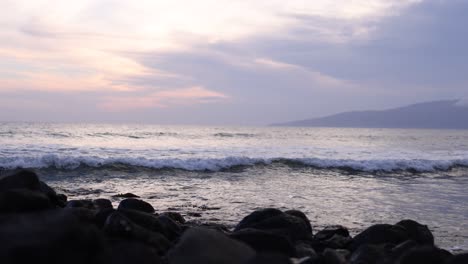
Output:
[{"xmin": 0, "ymin": 170, "xmax": 466, "ymax": 264}]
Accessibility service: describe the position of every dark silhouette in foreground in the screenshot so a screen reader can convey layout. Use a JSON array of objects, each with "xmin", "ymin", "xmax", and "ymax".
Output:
[{"xmin": 0, "ymin": 170, "xmax": 466, "ymax": 264}]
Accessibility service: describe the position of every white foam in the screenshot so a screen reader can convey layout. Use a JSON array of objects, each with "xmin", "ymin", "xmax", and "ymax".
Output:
[{"xmin": 1, "ymin": 154, "xmax": 467, "ymax": 173}]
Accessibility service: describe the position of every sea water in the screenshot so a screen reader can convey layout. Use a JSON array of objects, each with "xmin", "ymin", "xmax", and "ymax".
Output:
[{"xmin": 1, "ymin": 122, "xmax": 467, "ymax": 251}]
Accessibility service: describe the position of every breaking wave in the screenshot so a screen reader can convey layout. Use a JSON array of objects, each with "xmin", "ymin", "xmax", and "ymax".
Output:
[{"xmin": 1, "ymin": 155, "xmax": 468, "ymax": 173}]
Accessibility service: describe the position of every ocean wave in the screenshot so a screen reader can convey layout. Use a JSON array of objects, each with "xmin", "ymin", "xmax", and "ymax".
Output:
[
  {"xmin": 1, "ymin": 155, "xmax": 468, "ymax": 173},
  {"xmin": 213, "ymin": 133, "xmax": 258, "ymax": 138}
]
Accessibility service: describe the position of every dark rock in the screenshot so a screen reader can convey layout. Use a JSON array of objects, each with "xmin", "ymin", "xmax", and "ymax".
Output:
[
  {"xmin": 285, "ymin": 209, "xmax": 313, "ymax": 234},
  {"xmin": 246, "ymin": 253, "xmax": 293, "ymax": 264},
  {"xmin": 103, "ymin": 212, "xmax": 171, "ymax": 254},
  {"xmin": 391, "ymin": 240, "xmax": 418, "ymax": 260},
  {"xmin": 396, "ymin": 219, "xmax": 434, "ymax": 246},
  {"xmin": 118, "ymin": 198, "xmax": 154, "ymax": 214},
  {"xmin": 66, "ymin": 199, "xmax": 95, "ymax": 209},
  {"xmin": 323, "ymin": 234, "xmax": 353, "ymax": 249},
  {"xmin": 167, "ymin": 227, "xmax": 255, "ymax": 264},
  {"xmin": 0, "ymin": 189, "xmax": 52, "ymax": 213},
  {"xmin": 295, "ymin": 242, "xmax": 319, "ymax": 259},
  {"xmin": 57, "ymin": 193, "xmax": 68, "ymax": 204},
  {"xmin": 315, "ymin": 225, "xmax": 350, "ymax": 241},
  {"xmin": 94, "ymin": 198, "xmax": 113, "ymax": 210},
  {"xmin": 94, "ymin": 208, "xmax": 115, "ymax": 228},
  {"xmin": 0, "ymin": 170, "xmax": 41, "ymax": 191},
  {"xmin": 116, "ymin": 209, "xmax": 176, "ymax": 241},
  {"xmin": 398, "ymin": 246, "xmax": 452, "ymax": 264},
  {"xmin": 112, "ymin": 193, "xmax": 140, "ymax": 198},
  {"xmin": 0, "ymin": 210, "xmax": 105, "ymax": 264},
  {"xmin": 101, "ymin": 239, "xmax": 162, "ymax": 264},
  {"xmin": 349, "ymin": 244, "xmax": 390, "ymax": 264},
  {"xmin": 235, "ymin": 209, "xmax": 312, "ymax": 242},
  {"xmin": 161, "ymin": 211, "xmax": 186, "ymax": 224},
  {"xmin": 322, "ymin": 248, "xmax": 347, "ymax": 264},
  {"xmin": 187, "ymin": 212, "xmax": 202, "ymax": 217},
  {"xmin": 446, "ymin": 253, "xmax": 468, "ymax": 264},
  {"xmin": 350, "ymin": 224, "xmax": 409, "ymax": 251},
  {"xmin": 235, "ymin": 208, "xmax": 283, "ymax": 231},
  {"xmin": 156, "ymin": 215, "xmax": 182, "ymax": 241},
  {"xmin": 230, "ymin": 228, "xmax": 296, "ymax": 256}
]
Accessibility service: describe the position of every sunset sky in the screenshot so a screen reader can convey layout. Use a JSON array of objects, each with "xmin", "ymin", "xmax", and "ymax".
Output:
[{"xmin": 1, "ymin": 0, "xmax": 467, "ymax": 125}]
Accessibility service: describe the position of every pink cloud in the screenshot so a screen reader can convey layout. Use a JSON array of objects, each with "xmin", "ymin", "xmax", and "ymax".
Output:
[{"xmin": 99, "ymin": 86, "xmax": 228, "ymax": 111}]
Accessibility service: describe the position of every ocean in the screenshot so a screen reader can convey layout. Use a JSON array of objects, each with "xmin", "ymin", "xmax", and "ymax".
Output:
[{"xmin": 1, "ymin": 122, "xmax": 467, "ymax": 251}]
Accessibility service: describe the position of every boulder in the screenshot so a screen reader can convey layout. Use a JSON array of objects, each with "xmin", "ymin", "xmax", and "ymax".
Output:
[
  {"xmin": 230, "ymin": 228, "xmax": 296, "ymax": 256},
  {"xmin": 101, "ymin": 239, "xmax": 162, "ymax": 264},
  {"xmin": 322, "ymin": 248, "xmax": 347, "ymax": 264},
  {"xmin": 350, "ymin": 224, "xmax": 408, "ymax": 251},
  {"xmin": 0, "ymin": 210, "xmax": 105, "ymax": 264},
  {"xmin": 397, "ymin": 246, "xmax": 452, "ymax": 264},
  {"xmin": 103, "ymin": 212, "xmax": 171, "ymax": 254},
  {"xmin": 118, "ymin": 199, "xmax": 154, "ymax": 214},
  {"xmin": 66, "ymin": 199, "xmax": 95, "ymax": 209},
  {"xmin": 93, "ymin": 199, "xmax": 113, "ymax": 210},
  {"xmin": 161, "ymin": 212, "xmax": 186, "ymax": 224},
  {"xmin": 285, "ymin": 210, "xmax": 313, "ymax": 234},
  {"xmin": 0, "ymin": 170, "xmax": 41, "ymax": 191},
  {"xmin": 0, "ymin": 189, "xmax": 52, "ymax": 213},
  {"xmin": 112, "ymin": 193, "xmax": 140, "ymax": 198},
  {"xmin": 117, "ymin": 209, "xmax": 178, "ymax": 240},
  {"xmin": 395, "ymin": 219, "xmax": 434, "ymax": 245},
  {"xmin": 446, "ymin": 253, "xmax": 468, "ymax": 264},
  {"xmin": 167, "ymin": 227, "xmax": 255, "ymax": 264},
  {"xmin": 349, "ymin": 244, "xmax": 390, "ymax": 264},
  {"xmin": 245, "ymin": 253, "xmax": 293, "ymax": 264},
  {"xmin": 315, "ymin": 226, "xmax": 350, "ymax": 241},
  {"xmin": 235, "ymin": 208, "xmax": 283, "ymax": 231},
  {"xmin": 235, "ymin": 209, "xmax": 312, "ymax": 242}
]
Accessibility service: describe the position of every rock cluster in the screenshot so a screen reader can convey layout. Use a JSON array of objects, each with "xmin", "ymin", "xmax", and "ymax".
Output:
[{"xmin": 0, "ymin": 170, "xmax": 466, "ymax": 264}]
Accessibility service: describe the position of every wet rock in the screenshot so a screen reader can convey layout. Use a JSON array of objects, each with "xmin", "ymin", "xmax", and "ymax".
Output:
[
  {"xmin": 395, "ymin": 219, "xmax": 434, "ymax": 246},
  {"xmin": 349, "ymin": 244, "xmax": 390, "ymax": 264},
  {"xmin": 101, "ymin": 239, "xmax": 162, "ymax": 264},
  {"xmin": 322, "ymin": 248, "xmax": 347, "ymax": 264},
  {"xmin": 235, "ymin": 208, "xmax": 283, "ymax": 231},
  {"xmin": 295, "ymin": 242, "xmax": 319, "ymax": 259},
  {"xmin": 187, "ymin": 212, "xmax": 202, "ymax": 217},
  {"xmin": 246, "ymin": 253, "xmax": 293, "ymax": 264},
  {"xmin": 103, "ymin": 212, "xmax": 171, "ymax": 254},
  {"xmin": 323, "ymin": 234, "xmax": 353, "ymax": 249},
  {"xmin": 350, "ymin": 224, "xmax": 409, "ymax": 251},
  {"xmin": 0, "ymin": 170, "xmax": 41, "ymax": 191},
  {"xmin": 118, "ymin": 198, "xmax": 155, "ymax": 214},
  {"xmin": 391, "ymin": 240, "xmax": 418, "ymax": 260},
  {"xmin": 66, "ymin": 199, "xmax": 95, "ymax": 209},
  {"xmin": 103, "ymin": 211, "xmax": 171, "ymax": 255},
  {"xmin": 116, "ymin": 209, "xmax": 178, "ymax": 241},
  {"xmin": 0, "ymin": 210, "xmax": 105, "ymax": 264},
  {"xmin": 161, "ymin": 211, "xmax": 186, "ymax": 224},
  {"xmin": 235, "ymin": 209, "xmax": 312, "ymax": 242},
  {"xmin": 315, "ymin": 225, "xmax": 350, "ymax": 241},
  {"xmin": 230, "ymin": 228, "xmax": 296, "ymax": 256},
  {"xmin": 397, "ymin": 246, "xmax": 452, "ymax": 264},
  {"xmin": 167, "ymin": 227, "xmax": 255, "ymax": 264},
  {"xmin": 0, "ymin": 189, "xmax": 52, "ymax": 213},
  {"xmin": 446, "ymin": 253, "xmax": 468, "ymax": 264},
  {"xmin": 285, "ymin": 209, "xmax": 313, "ymax": 234},
  {"xmin": 94, "ymin": 198, "xmax": 113, "ymax": 210},
  {"xmin": 112, "ymin": 193, "xmax": 140, "ymax": 198}
]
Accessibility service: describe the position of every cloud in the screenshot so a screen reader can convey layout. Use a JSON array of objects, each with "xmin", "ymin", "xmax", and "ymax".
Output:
[{"xmin": 98, "ymin": 86, "xmax": 228, "ymax": 111}]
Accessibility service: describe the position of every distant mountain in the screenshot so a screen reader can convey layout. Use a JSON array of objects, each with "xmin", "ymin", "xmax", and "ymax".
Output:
[{"xmin": 272, "ymin": 100, "xmax": 468, "ymax": 129}]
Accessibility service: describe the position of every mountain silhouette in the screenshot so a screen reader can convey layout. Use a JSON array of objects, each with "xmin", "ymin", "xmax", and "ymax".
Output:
[{"xmin": 272, "ymin": 100, "xmax": 468, "ymax": 129}]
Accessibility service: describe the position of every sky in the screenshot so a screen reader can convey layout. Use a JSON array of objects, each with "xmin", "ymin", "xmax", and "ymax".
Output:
[{"xmin": 0, "ymin": 0, "xmax": 467, "ymax": 125}]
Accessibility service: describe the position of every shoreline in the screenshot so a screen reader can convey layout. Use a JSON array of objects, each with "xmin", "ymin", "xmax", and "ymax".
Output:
[{"xmin": 0, "ymin": 170, "xmax": 467, "ymax": 264}]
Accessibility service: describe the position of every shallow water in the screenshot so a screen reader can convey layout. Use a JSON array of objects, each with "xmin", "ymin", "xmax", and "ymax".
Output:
[{"xmin": 1, "ymin": 123, "xmax": 468, "ymax": 251}]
